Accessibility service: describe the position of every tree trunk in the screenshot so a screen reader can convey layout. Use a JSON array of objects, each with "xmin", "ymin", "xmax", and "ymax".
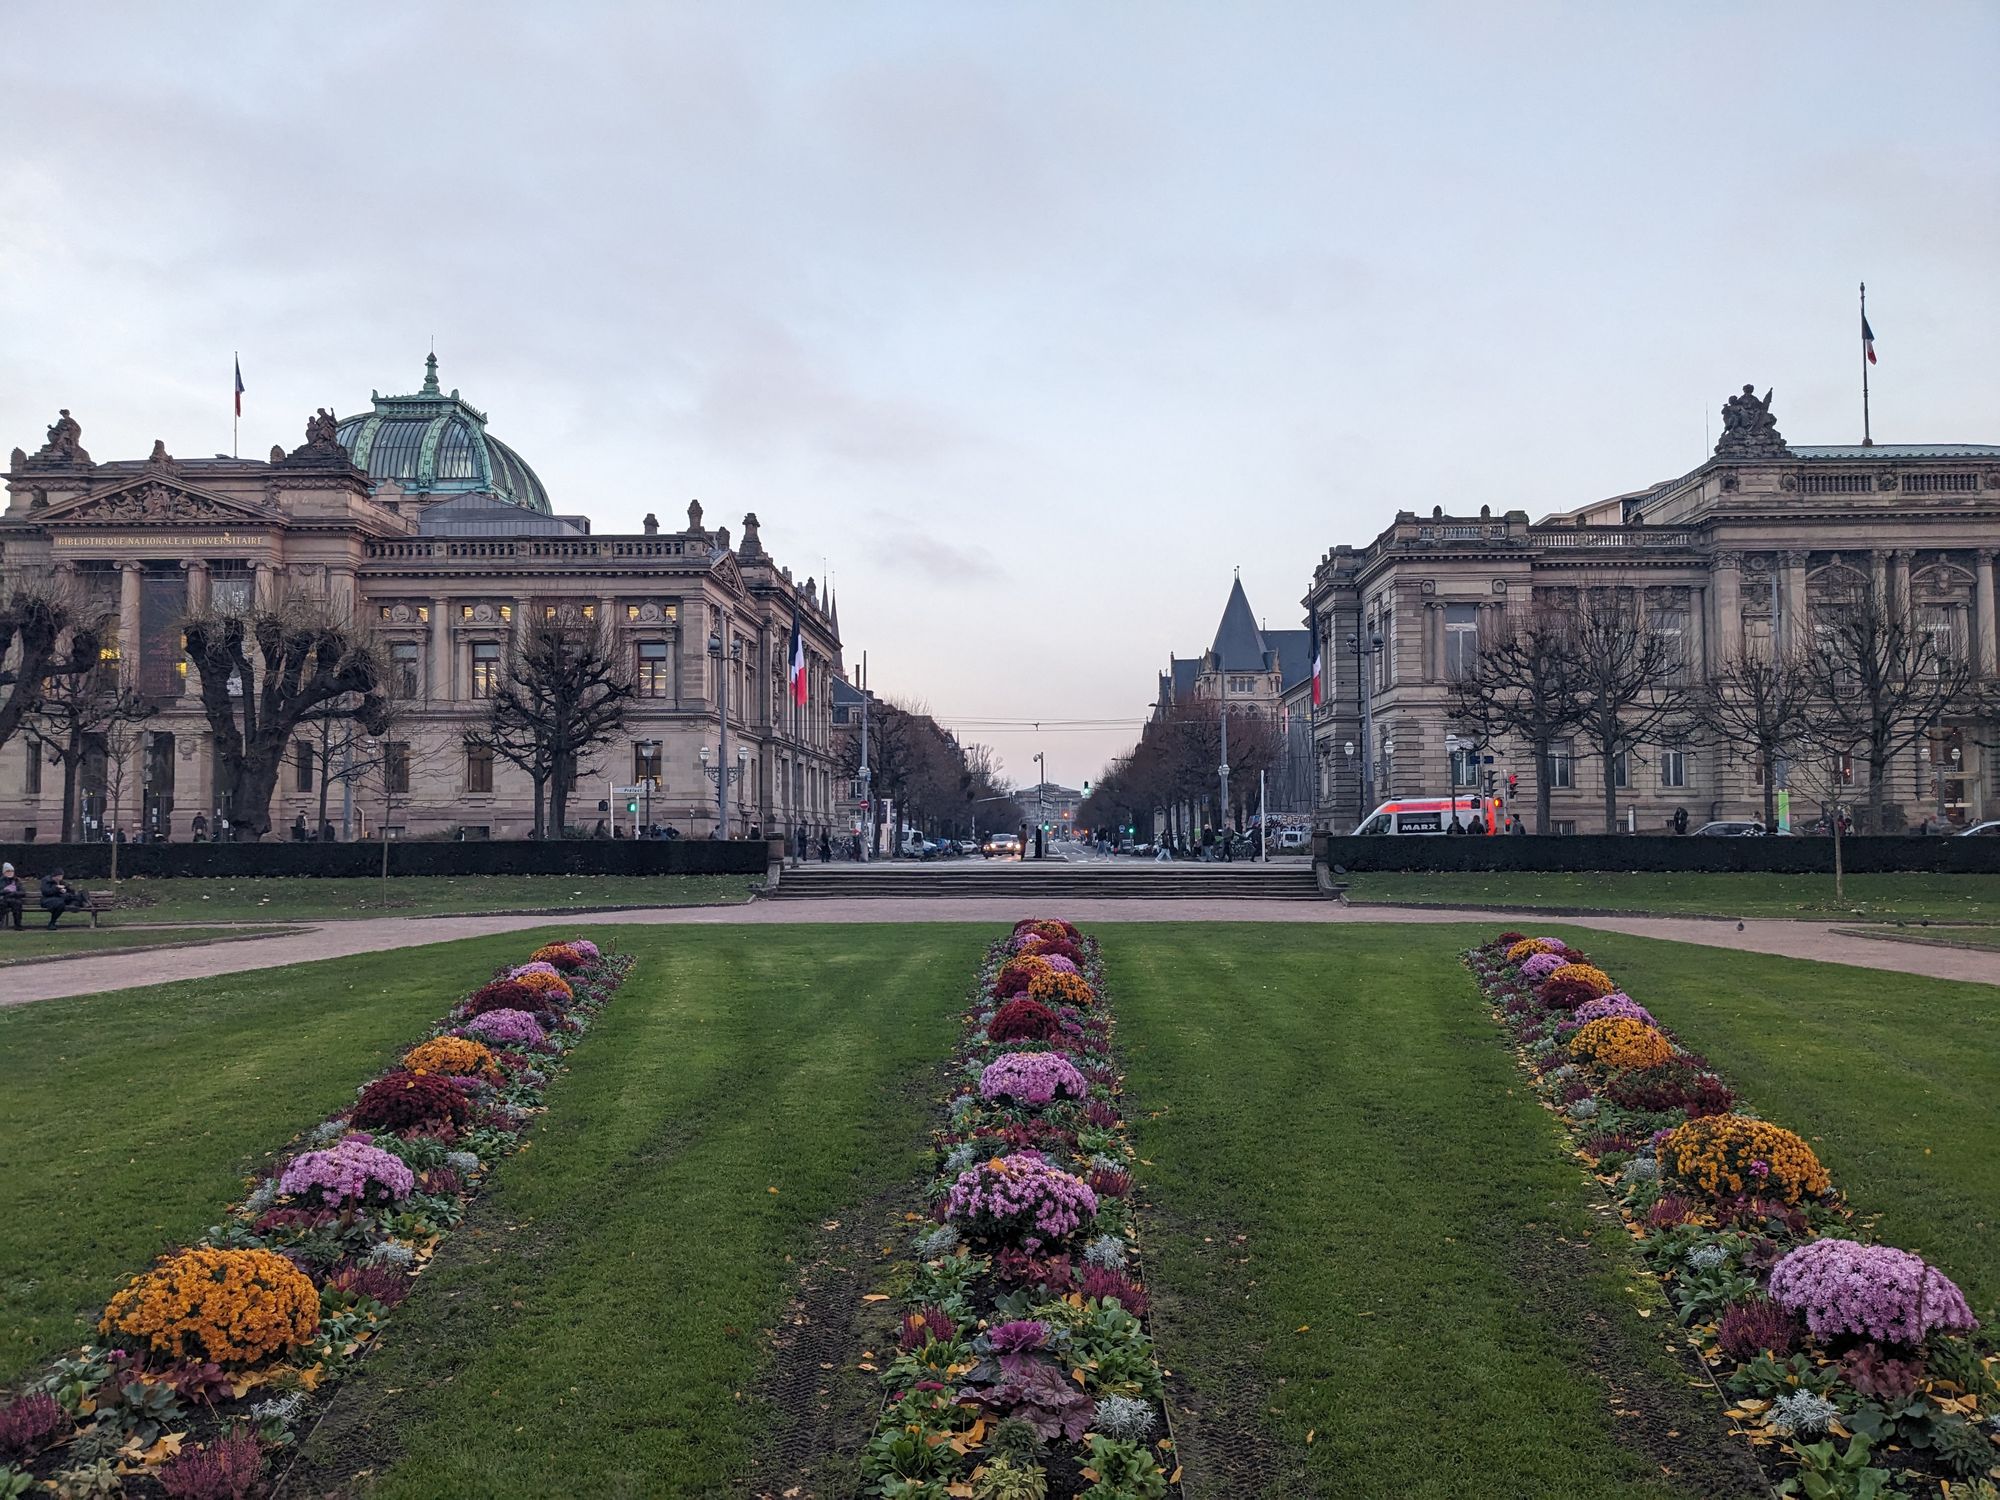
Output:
[
  {"xmin": 1762, "ymin": 751, "xmax": 1778, "ymax": 830},
  {"xmin": 530, "ymin": 775, "xmax": 547, "ymax": 839},
  {"xmin": 549, "ymin": 756, "xmax": 570, "ymax": 835},
  {"xmin": 110, "ymin": 834, "xmax": 120, "ymax": 886},
  {"xmin": 1600, "ymin": 743, "xmax": 1619, "ymax": 834},
  {"xmin": 227, "ymin": 759, "xmax": 282, "ymax": 840},
  {"xmin": 60, "ymin": 754, "xmax": 80, "ymax": 843},
  {"xmin": 1534, "ymin": 739, "xmax": 1553, "ymax": 834},
  {"xmin": 317, "ymin": 745, "xmax": 332, "ymax": 837},
  {"xmin": 1832, "ymin": 813, "xmax": 1845, "ymax": 901}
]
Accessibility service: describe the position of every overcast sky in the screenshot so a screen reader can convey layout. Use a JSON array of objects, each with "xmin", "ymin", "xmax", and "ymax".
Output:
[{"xmin": 4, "ymin": 2, "xmax": 1995, "ymax": 788}]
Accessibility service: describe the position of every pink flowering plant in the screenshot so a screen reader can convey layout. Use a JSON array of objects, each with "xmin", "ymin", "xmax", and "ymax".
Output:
[
  {"xmin": 463, "ymin": 1008, "xmax": 550, "ymax": 1049},
  {"xmin": 946, "ymin": 1153, "xmax": 1098, "ymax": 1250},
  {"xmin": 979, "ymin": 1052, "xmax": 1088, "ymax": 1107},
  {"xmin": 1519, "ymin": 951, "xmax": 1566, "ymax": 982},
  {"xmin": 1766, "ymin": 1238, "xmax": 1978, "ymax": 1346},
  {"xmin": 1572, "ymin": 994, "xmax": 1655, "ymax": 1027},
  {"xmin": 277, "ymin": 1137, "xmax": 415, "ymax": 1209}
]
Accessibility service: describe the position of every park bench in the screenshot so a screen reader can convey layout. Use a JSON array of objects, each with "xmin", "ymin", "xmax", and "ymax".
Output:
[{"xmin": 79, "ymin": 890, "xmax": 115, "ymax": 928}]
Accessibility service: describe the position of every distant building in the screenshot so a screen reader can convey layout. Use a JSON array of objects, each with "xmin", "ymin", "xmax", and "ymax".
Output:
[
  {"xmin": 1304, "ymin": 390, "xmax": 2000, "ymax": 832},
  {"xmin": 1, "ymin": 357, "xmax": 844, "ymax": 841},
  {"xmin": 1019, "ymin": 780, "xmax": 1084, "ymax": 831}
]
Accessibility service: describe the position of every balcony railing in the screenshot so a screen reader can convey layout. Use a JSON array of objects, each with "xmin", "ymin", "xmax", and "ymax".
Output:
[{"xmin": 1530, "ymin": 527, "xmax": 1696, "ymax": 549}]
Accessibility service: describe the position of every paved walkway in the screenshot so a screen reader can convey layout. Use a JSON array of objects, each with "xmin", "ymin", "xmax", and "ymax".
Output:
[{"xmin": 5, "ymin": 897, "xmax": 1999, "ymax": 1006}]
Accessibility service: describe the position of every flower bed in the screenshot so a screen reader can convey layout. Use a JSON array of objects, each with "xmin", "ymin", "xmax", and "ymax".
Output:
[
  {"xmin": 1468, "ymin": 932, "xmax": 1996, "ymax": 1495},
  {"xmin": 0, "ymin": 939, "xmax": 632, "ymax": 1498},
  {"xmin": 857, "ymin": 917, "xmax": 1180, "ymax": 1498}
]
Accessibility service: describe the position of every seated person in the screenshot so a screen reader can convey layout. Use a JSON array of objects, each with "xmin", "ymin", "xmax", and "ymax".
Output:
[
  {"xmin": 39, "ymin": 868, "xmax": 88, "ymax": 928},
  {"xmin": 0, "ymin": 862, "xmax": 24, "ymax": 929}
]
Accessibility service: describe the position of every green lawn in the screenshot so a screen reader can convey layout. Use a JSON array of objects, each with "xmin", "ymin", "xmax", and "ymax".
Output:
[
  {"xmin": 1557, "ymin": 929, "xmax": 2000, "ymax": 1310},
  {"xmin": 298, "ymin": 925, "xmax": 980, "ymax": 1499},
  {"xmin": 1113, "ymin": 922, "xmax": 1751, "ymax": 1500},
  {"xmin": 66, "ymin": 872, "xmax": 756, "ymax": 924},
  {"xmin": 0, "ymin": 929, "xmax": 592, "ymax": 1381},
  {"xmin": 1346, "ymin": 869, "xmax": 2000, "ymax": 920},
  {"xmin": 0, "ymin": 925, "xmax": 287, "ymax": 967}
]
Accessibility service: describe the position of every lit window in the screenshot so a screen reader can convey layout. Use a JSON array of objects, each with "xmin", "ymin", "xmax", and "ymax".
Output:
[
  {"xmin": 392, "ymin": 643, "xmax": 420, "ymax": 700},
  {"xmin": 471, "ymin": 643, "xmax": 501, "ymax": 697},
  {"xmin": 634, "ymin": 741, "xmax": 662, "ymax": 784},
  {"xmin": 637, "ymin": 641, "xmax": 669, "ymax": 698}
]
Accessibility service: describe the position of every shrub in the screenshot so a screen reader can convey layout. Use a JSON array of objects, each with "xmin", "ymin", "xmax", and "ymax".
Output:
[
  {"xmin": 530, "ymin": 942, "xmax": 590, "ymax": 972},
  {"xmin": 1604, "ymin": 1058, "xmax": 1734, "ymax": 1117},
  {"xmin": 1042, "ymin": 954, "xmax": 1081, "ymax": 976},
  {"xmin": 0, "ymin": 1391, "xmax": 64, "ymax": 1457},
  {"xmin": 402, "ymin": 1036, "xmax": 501, "ymax": 1081},
  {"xmin": 1573, "ymin": 994, "xmax": 1655, "ymax": 1027},
  {"xmin": 100, "ymin": 1248, "xmax": 319, "ymax": 1364},
  {"xmin": 946, "ymin": 1154, "xmax": 1097, "ymax": 1250},
  {"xmin": 463, "ymin": 1008, "xmax": 549, "ymax": 1049},
  {"xmin": 1767, "ymin": 1238, "xmax": 1978, "ymax": 1345},
  {"xmin": 1026, "ymin": 969, "xmax": 1096, "ymax": 1009},
  {"xmin": 1545, "ymin": 962, "xmax": 1615, "ymax": 998},
  {"xmin": 994, "ymin": 956, "xmax": 1054, "ymax": 998},
  {"xmin": 980, "ymin": 1053, "xmax": 1088, "ymax": 1107},
  {"xmin": 1028, "ymin": 937, "xmax": 1086, "ymax": 967},
  {"xmin": 1716, "ymin": 1297, "xmax": 1802, "ymax": 1362},
  {"xmin": 1663, "ymin": 1115, "xmax": 1830, "ymax": 1203},
  {"xmin": 350, "ymin": 1070, "xmax": 474, "ymax": 1133},
  {"xmin": 1520, "ymin": 952, "xmax": 1566, "ymax": 982},
  {"xmin": 462, "ymin": 979, "xmax": 562, "ymax": 1020},
  {"xmin": 276, "ymin": 1137, "xmax": 415, "ymax": 1209},
  {"xmin": 1569, "ymin": 1018, "xmax": 1673, "ymax": 1071},
  {"xmin": 989, "ymin": 999, "xmax": 1061, "ymax": 1044},
  {"xmin": 157, "ymin": 1428, "xmax": 265, "ymax": 1500}
]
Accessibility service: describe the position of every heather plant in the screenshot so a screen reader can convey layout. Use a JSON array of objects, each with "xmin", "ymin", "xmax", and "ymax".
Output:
[
  {"xmin": 1716, "ymin": 1298, "xmax": 1801, "ymax": 1362},
  {"xmin": 157, "ymin": 1428, "xmax": 265, "ymax": 1500},
  {"xmin": 0, "ymin": 1392, "xmax": 64, "ymax": 1457},
  {"xmin": 1768, "ymin": 1238, "xmax": 1978, "ymax": 1345}
]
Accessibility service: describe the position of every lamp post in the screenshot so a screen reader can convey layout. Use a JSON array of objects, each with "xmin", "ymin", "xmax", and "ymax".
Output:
[
  {"xmin": 637, "ymin": 738, "xmax": 659, "ymax": 832},
  {"xmin": 1345, "ymin": 630, "xmax": 1384, "ymax": 817},
  {"xmin": 705, "ymin": 627, "xmax": 744, "ymax": 835},
  {"xmin": 1034, "ymin": 750, "xmax": 1046, "ymax": 859},
  {"xmin": 697, "ymin": 744, "xmax": 749, "ymax": 837}
]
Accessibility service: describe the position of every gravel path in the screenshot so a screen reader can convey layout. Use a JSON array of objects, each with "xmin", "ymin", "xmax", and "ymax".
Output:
[{"xmin": 5, "ymin": 897, "xmax": 1997, "ymax": 1007}]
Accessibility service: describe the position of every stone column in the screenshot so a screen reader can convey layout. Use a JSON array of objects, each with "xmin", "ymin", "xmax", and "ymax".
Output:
[
  {"xmin": 1713, "ymin": 554, "xmax": 1743, "ymax": 660},
  {"xmin": 1977, "ymin": 552, "xmax": 1998, "ymax": 680},
  {"xmin": 514, "ymin": 596, "xmax": 533, "ymax": 647},
  {"xmin": 183, "ymin": 559, "xmax": 209, "ymax": 613},
  {"xmin": 253, "ymin": 559, "xmax": 277, "ymax": 610},
  {"xmin": 1780, "ymin": 551, "xmax": 1809, "ymax": 656},
  {"xmin": 1422, "ymin": 603, "xmax": 1441, "ymax": 683},
  {"xmin": 1891, "ymin": 550, "xmax": 1915, "ymax": 625},
  {"xmin": 430, "ymin": 598, "xmax": 452, "ymax": 700},
  {"xmin": 118, "ymin": 562, "xmax": 142, "ymax": 687},
  {"xmin": 1870, "ymin": 549, "xmax": 1889, "ymax": 605},
  {"xmin": 1688, "ymin": 585, "xmax": 1708, "ymax": 677}
]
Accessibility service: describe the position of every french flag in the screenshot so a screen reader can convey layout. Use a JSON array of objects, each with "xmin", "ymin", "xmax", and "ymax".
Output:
[
  {"xmin": 1862, "ymin": 314, "xmax": 1877, "ymax": 365},
  {"xmin": 1310, "ymin": 615, "xmax": 1324, "ymax": 707},
  {"xmin": 789, "ymin": 608, "xmax": 808, "ymax": 707},
  {"xmin": 234, "ymin": 355, "xmax": 245, "ymax": 416}
]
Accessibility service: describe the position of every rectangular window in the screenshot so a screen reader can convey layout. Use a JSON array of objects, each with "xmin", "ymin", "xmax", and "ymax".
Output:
[
  {"xmin": 295, "ymin": 739, "xmax": 315, "ymax": 792},
  {"xmin": 1547, "ymin": 740, "xmax": 1574, "ymax": 790},
  {"xmin": 1552, "ymin": 819, "xmax": 1577, "ymax": 836},
  {"xmin": 637, "ymin": 641, "xmax": 669, "ymax": 698},
  {"xmin": 471, "ymin": 642, "xmax": 501, "ymax": 698},
  {"xmin": 1660, "ymin": 749, "xmax": 1687, "ymax": 789},
  {"xmin": 634, "ymin": 741, "xmax": 662, "ymax": 785},
  {"xmin": 466, "ymin": 744, "xmax": 494, "ymax": 794},
  {"xmin": 1613, "ymin": 750, "xmax": 1628, "ymax": 790},
  {"xmin": 25, "ymin": 746, "xmax": 42, "ymax": 795},
  {"xmin": 384, "ymin": 742, "xmax": 411, "ymax": 795},
  {"xmin": 1443, "ymin": 604, "xmax": 1479, "ymax": 678},
  {"xmin": 392, "ymin": 643, "xmax": 421, "ymax": 700},
  {"xmin": 1449, "ymin": 747, "xmax": 1479, "ymax": 787},
  {"xmin": 1919, "ymin": 605, "xmax": 1957, "ymax": 668}
]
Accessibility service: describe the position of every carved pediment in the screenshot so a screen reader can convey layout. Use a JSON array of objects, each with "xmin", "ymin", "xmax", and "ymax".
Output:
[
  {"xmin": 39, "ymin": 477, "xmax": 273, "ymax": 526},
  {"xmin": 710, "ymin": 551, "xmax": 745, "ymax": 594}
]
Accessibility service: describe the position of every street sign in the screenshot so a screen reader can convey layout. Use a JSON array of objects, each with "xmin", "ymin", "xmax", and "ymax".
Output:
[{"xmin": 612, "ymin": 784, "xmax": 645, "ymax": 795}]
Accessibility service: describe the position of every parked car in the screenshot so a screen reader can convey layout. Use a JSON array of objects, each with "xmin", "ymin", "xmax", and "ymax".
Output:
[
  {"xmin": 1692, "ymin": 820, "xmax": 1767, "ymax": 836},
  {"xmin": 1274, "ymin": 828, "xmax": 1311, "ymax": 852},
  {"xmin": 982, "ymin": 833, "xmax": 1022, "ymax": 858},
  {"xmin": 1957, "ymin": 820, "xmax": 2000, "ymax": 837}
]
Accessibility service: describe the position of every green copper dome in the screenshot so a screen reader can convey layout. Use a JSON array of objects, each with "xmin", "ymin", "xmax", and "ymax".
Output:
[{"xmin": 335, "ymin": 355, "xmax": 552, "ymax": 515}]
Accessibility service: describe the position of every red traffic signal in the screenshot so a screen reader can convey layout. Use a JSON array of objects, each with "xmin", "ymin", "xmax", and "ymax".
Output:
[{"xmin": 1506, "ymin": 772, "xmax": 1519, "ymax": 793}]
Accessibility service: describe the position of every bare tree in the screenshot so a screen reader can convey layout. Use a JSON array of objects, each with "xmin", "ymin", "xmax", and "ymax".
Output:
[
  {"xmin": 1695, "ymin": 651, "xmax": 1812, "ymax": 831},
  {"xmin": 183, "ymin": 598, "xmax": 390, "ymax": 840},
  {"xmin": 1446, "ymin": 605, "xmax": 1581, "ymax": 833},
  {"xmin": 1566, "ymin": 590, "xmax": 1696, "ymax": 834},
  {"xmin": 0, "ymin": 588, "xmax": 105, "ymax": 753},
  {"xmin": 99, "ymin": 714, "xmax": 150, "ymax": 885},
  {"xmin": 463, "ymin": 605, "xmax": 631, "ymax": 838},
  {"xmin": 1798, "ymin": 581, "xmax": 1971, "ymax": 831},
  {"xmin": 26, "ymin": 668, "xmax": 155, "ymax": 842}
]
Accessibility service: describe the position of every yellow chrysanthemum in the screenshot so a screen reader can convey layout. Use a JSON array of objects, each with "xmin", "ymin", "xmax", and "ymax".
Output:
[
  {"xmin": 1027, "ymin": 969, "xmax": 1096, "ymax": 1009},
  {"xmin": 1546, "ymin": 962, "xmax": 1616, "ymax": 999},
  {"xmin": 1664, "ymin": 1115, "xmax": 1830, "ymax": 1204},
  {"xmin": 1506, "ymin": 938, "xmax": 1560, "ymax": 964},
  {"xmin": 404, "ymin": 1035, "xmax": 501, "ymax": 1081},
  {"xmin": 512, "ymin": 970, "xmax": 574, "ymax": 1003},
  {"xmin": 1568, "ymin": 1017, "xmax": 1673, "ymax": 1071},
  {"xmin": 100, "ymin": 1248, "xmax": 319, "ymax": 1365}
]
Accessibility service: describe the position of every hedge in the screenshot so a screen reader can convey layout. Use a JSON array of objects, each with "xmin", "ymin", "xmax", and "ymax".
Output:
[
  {"xmin": 1313, "ymin": 833, "xmax": 2000, "ymax": 874},
  {"xmin": 0, "ymin": 838, "xmax": 772, "ymax": 881}
]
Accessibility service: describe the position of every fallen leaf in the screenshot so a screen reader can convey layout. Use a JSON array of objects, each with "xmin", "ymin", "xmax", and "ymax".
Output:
[{"xmin": 862, "ymin": 1294, "xmax": 889, "ymax": 1303}]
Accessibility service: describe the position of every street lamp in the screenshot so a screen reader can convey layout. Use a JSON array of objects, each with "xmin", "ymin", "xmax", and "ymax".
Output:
[
  {"xmin": 1345, "ymin": 631, "xmax": 1384, "ymax": 819},
  {"xmin": 1034, "ymin": 750, "xmax": 1046, "ymax": 859},
  {"xmin": 697, "ymin": 743, "xmax": 748, "ymax": 837},
  {"xmin": 637, "ymin": 738, "xmax": 659, "ymax": 832}
]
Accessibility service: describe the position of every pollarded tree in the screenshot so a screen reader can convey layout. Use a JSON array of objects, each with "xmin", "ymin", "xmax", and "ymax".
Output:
[
  {"xmin": 1694, "ymin": 650, "xmax": 1812, "ymax": 832},
  {"xmin": 463, "ymin": 604, "xmax": 631, "ymax": 837},
  {"xmin": 1798, "ymin": 580, "xmax": 1971, "ymax": 831},
  {"xmin": 184, "ymin": 600, "xmax": 390, "ymax": 840},
  {"xmin": 25, "ymin": 666, "xmax": 155, "ymax": 842},
  {"xmin": 1446, "ymin": 603, "xmax": 1582, "ymax": 834},
  {"xmin": 1564, "ymin": 590, "xmax": 1696, "ymax": 834},
  {"xmin": 0, "ymin": 588, "xmax": 105, "ymax": 754}
]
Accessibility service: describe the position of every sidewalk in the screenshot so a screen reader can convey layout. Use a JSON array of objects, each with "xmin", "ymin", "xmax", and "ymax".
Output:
[{"xmin": 7, "ymin": 896, "xmax": 2000, "ymax": 1007}]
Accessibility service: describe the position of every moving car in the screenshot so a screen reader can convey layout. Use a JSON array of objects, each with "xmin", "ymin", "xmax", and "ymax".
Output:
[
  {"xmin": 981, "ymin": 833, "xmax": 1022, "ymax": 858},
  {"xmin": 1274, "ymin": 827, "xmax": 1311, "ymax": 851},
  {"xmin": 1351, "ymin": 796, "xmax": 1506, "ymax": 835},
  {"xmin": 1692, "ymin": 820, "xmax": 1767, "ymax": 836}
]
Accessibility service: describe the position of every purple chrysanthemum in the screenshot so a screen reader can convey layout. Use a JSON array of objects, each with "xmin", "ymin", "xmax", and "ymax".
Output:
[
  {"xmin": 278, "ymin": 1137, "xmax": 415, "ymax": 1208},
  {"xmin": 979, "ymin": 1052, "xmax": 1088, "ymax": 1107},
  {"xmin": 1767, "ymin": 1238, "xmax": 1978, "ymax": 1346}
]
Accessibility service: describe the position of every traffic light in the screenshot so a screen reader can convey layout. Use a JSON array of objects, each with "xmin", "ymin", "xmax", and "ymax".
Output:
[
  {"xmin": 627, "ymin": 800, "xmax": 638, "ymax": 814},
  {"xmin": 1506, "ymin": 772, "xmax": 1519, "ymax": 795}
]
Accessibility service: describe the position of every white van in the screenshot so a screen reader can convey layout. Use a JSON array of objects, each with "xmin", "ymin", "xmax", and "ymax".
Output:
[{"xmin": 1352, "ymin": 797, "xmax": 1504, "ymax": 836}]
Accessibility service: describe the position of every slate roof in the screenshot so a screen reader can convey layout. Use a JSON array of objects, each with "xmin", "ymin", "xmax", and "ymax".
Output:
[
  {"xmin": 1265, "ymin": 629, "xmax": 1314, "ymax": 693},
  {"xmin": 1788, "ymin": 445, "xmax": 2000, "ymax": 459},
  {"xmin": 1208, "ymin": 577, "xmax": 1268, "ymax": 672}
]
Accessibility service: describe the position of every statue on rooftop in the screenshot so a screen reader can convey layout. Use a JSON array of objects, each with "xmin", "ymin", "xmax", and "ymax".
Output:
[
  {"xmin": 23, "ymin": 408, "xmax": 91, "ymax": 467},
  {"xmin": 1716, "ymin": 385, "xmax": 1790, "ymax": 459}
]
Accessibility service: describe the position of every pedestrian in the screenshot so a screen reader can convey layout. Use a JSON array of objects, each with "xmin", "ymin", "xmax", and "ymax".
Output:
[
  {"xmin": 293, "ymin": 812, "xmax": 309, "ymax": 842},
  {"xmin": 1509, "ymin": 814, "xmax": 1527, "ymax": 835},
  {"xmin": 1222, "ymin": 828, "xmax": 1234, "ymax": 862},
  {"xmin": 191, "ymin": 812, "xmax": 208, "ymax": 843},
  {"xmin": 0, "ymin": 862, "xmax": 24, "ymax": 929},
  {"xmin": 1469, "ymin": 812, "xmax": 1487, "ymax": 835},
  {"xmin": 321, "ymin": 818, "xmax": 336, "ymax": 843},
  {"xmin": 39, "ymin": 867, "xmax": 88, "ymax": 928},
  {"xmin": 1200, "ymin": 825, "xmax": 1216, "ymax": 861},
  {"xmin": 819, "ymin": 829, "xmax": 831, "ymax": 863},
  {"xmin": 1672, "ymin": 806, "xmax": 1689, "ymax": 836},
  {"xmin": 1446, "ymin": 817, "xmax": 1465, "ymax": 835}
]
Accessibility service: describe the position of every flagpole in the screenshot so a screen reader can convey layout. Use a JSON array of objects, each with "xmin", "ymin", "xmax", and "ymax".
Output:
[
  {"xmin": 1859, "ymin": 283, "xmax": 1872, "ymax": 449},
  {"xmin": 232, "ymin": 350, "xmax": 239, "ymax": 459}
]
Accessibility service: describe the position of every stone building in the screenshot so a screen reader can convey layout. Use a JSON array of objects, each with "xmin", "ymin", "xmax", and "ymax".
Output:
[
  {"xmin": 1304, "ymin": 389, "xmax": 2000, "ymax": 833},
  {"xmin": 0, "ymin": 358, "xmax": 844, "ymax": 841}
]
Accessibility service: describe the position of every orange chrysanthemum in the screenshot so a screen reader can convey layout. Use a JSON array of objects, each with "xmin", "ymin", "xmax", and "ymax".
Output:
[
  {"xmin": 403, "ymin": 1035, "xmax": 501, "ymax": 1081},
  {"xmin": 100, "ymin": 1248, "xmax": 319, "ymax": 1365},
  {"xmin": 1568, "ymin": 1017, "xmax": 1673, "ymax": 1071}
]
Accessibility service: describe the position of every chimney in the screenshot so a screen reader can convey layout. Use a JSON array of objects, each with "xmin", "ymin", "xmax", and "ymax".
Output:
[{"xmin": 642, "ymin": 512, "xmax": 659, "ymax": 536}]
